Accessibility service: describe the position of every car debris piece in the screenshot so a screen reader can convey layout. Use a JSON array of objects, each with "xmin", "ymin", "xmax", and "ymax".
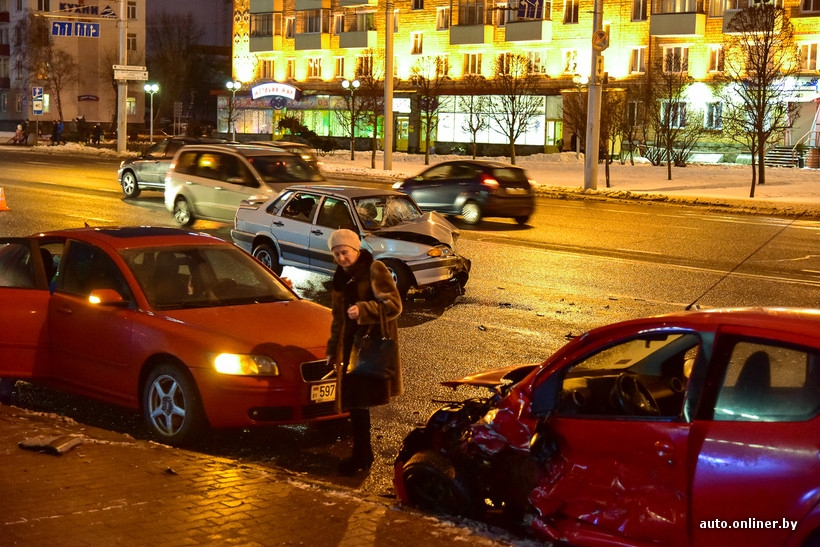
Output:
[{"xmin": 19, "ymin": 434, "xmax": 84, "ymax": 455}]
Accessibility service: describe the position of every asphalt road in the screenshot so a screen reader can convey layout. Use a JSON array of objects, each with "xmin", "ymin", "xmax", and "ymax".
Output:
[{"xmin": 2, "ymin": 147, "xmax": 820, "ymax": 525}]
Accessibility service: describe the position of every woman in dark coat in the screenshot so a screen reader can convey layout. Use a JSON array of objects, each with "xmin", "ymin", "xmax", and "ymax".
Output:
[{"xmin": 325, "ymin": 229, "xmax": 402, "ymax": 475}]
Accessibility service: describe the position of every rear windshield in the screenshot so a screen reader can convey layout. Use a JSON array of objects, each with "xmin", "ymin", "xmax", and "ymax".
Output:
[
  {"xmin": 491, "ymin": 167, "xmax": 529, "ymax": 185},
  {"xmin": 247, "ymin": 155, "xmax": 323, "ymax": 183}
]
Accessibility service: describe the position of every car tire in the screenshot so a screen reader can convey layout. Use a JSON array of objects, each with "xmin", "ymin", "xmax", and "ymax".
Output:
[
  {"xmin": 461, "ymin": 201, "xmax": 482, "ymax": 225},
  {"xmin": 514, "ymin": 215, "xmax": 530, "ymax": 225},
  {"xmin": 173, "ymin": 196, "xmax": 194, "ymax": 227},
  {"xmin": 401, "ymin": 450, "xmax": 482, "ymax": 519},
  {"xmin": 121, "ymin": 171, "xmax": 141, "ymax": 198},
  {"xmin": 252, "ymin": 242, "xmax": 284, "ymax": 276},
  {"xmin": 382, "ymin": 259, "xmax": 411, "ymax": 298},
  {"xmin": 142, "ymin": 363, "xmax": 206, "ymax": 447}
]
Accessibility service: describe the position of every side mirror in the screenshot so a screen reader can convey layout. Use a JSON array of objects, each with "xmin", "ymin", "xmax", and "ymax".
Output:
[
  {"xmin": 280, "ymin": 277, "xmax": 294, "ymax": 289},
  {"xmin": 88, "ymin": 289, "xmax": 128, "ymax": 306}
]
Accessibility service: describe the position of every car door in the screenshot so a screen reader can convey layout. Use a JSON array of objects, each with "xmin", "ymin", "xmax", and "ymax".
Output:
[
  {"xmin": 531, "ymin": 329, "xmax": 698, "ymax": 546},
  {"xmin": 47, "ymin": 239, "xmax": 137, "ymax": 406},
  {"xmin": 206, "ymin": 154, "xmax": 265, "ymax": 222},
  {"xmin": 272, "ymin": 192, "xmax": 319, "ymax": 267},
  {"xmin": 0, "ymin": 238, "xmax": 52, "ymax": 380},
  {"xmin": 406, "ymin": 164, "xmax": 454, "ymax": 211},
  {"xmin": 137, "ymin": 140, "xmax": 171, "ymax": 184},
  {"xmin": 690, "ymin": 328, "xmax": 820, "ymax": 546},
  {"xmin": 311, "ymin": 196, "xmax": 357, "ymax": 273}
]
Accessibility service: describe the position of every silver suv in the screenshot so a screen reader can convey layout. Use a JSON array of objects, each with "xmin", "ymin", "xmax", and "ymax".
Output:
[{"xmin": 164, "ymin": 144, "xmax": 323, "ymax": 226}]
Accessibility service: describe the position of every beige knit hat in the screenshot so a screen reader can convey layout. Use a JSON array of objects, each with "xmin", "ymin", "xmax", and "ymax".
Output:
[{"xmin": 328, "ymin": 229, "xmax": 360, "ymax": 251}]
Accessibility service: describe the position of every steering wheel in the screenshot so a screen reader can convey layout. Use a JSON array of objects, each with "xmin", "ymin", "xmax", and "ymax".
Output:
[{"xmin": 612, "ymin": 373, "xmax": 661, "ymax": 417}]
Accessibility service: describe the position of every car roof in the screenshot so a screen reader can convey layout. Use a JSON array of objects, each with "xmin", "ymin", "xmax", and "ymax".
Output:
[
  {"xmin": 283, "ymin": 184, "xmax": 408, "ymax": 198},
  {"xmin": 33, "ymin": 226, "xmax": 229, "ymax": 251},
  {"xmin": 250, "ymin": 141, "xmax": 312, "ymax": 150},
  {"xmin": 436, "ymin": 159, "xmax": 524, "ymax": 169},
  {"xmin": 173, "ymin": 143, "xmax": 300, "ymax": 158}
]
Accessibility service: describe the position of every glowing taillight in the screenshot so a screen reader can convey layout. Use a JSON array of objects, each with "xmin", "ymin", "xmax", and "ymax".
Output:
[{"xmin": 480, "ymin": 174, "xmax": 499, "ymax": 190}]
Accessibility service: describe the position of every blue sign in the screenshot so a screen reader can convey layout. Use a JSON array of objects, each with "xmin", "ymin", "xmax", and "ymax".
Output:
[
  {"xmin": 74, "ymin": 23, "xmax": 100, "ymax": 38},
  {"xmin": 32, "ymin": 87, "xmax": 44, "ymax": 100},
  {"xmin": 52, "ymin": 21, "xmax": 73, "ymax": 36}
]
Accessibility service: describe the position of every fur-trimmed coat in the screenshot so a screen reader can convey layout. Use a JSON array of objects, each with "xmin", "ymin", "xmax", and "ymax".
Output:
[{"xmin": 326, "ymin": 250, "xmax": 403, "ymax": 408}]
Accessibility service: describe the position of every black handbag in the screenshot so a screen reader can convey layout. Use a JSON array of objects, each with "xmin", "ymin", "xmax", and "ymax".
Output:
[{"xmin": 348, "ymin": 305, "xmax": 396, "ymax": 380}]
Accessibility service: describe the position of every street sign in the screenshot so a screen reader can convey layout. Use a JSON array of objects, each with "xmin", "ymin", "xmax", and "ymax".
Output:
[
  {"xmin": 52, "ymin": 21, "xmax": 73, "ymax": 36},
  {"xmin": 32, "ymin": 87, "xmax": 44, "ymax": 116},
  {"xmin": 113, "ymin": 65, "xmax": 147, "ymax": 72},
  {"xmin": 51, "ymin": 21, "xmax": 101, "ymax": 38},
  {"xmin": 114, "ymin": 70, "xmax": 148, "ymax": 81},
  {"xmin": 596, "ymin": 56, "xmax": 605, "ymax": 79},
  {"xmin": 592, "ymin": 30, "xmax": 609, "ymax": 52}
]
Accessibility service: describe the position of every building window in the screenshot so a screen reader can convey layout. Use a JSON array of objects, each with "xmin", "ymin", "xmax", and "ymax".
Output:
[
  {"xmin": 458, "ymin": 0, "xmax": 486, "ymax": 25},
  {"xmin": 708, "ymin": 45, "xmax": 724, "ymax": 72},
  {"xmin": 411, "ymin": 32, "xmax": 423, "ymax": 54},
  {"xmin": 564, "ymin": 0, "xmax": 579, "ymax": 23},
  {"xmin": 663, "ymin": 46, "xmax": 688, "ymax": 73},
  {"xmin": 260, "ymin": 60, "xmax": 274, "ymax": 79},
  {"xmin": 127, "ymin": 97, "xmax": 136, "ymax": 116},
  {"xmin": 632, "ymin": 0, "xmax": 647, "ymax": 20},
  {"xmin": 251, "ymin": 13, "xmax": 274, "ymax": 37},
  {"xmin": 463, "ymin": 52, "xmax": 482, "ymax": 75},
  {"xmin": 528, "ymin": 51, "xmax": 546, "ymax": 74},
  {"xmin": 0, "ymin": 28, "xmax": 7, "ymax": 46},
  {"xmin": 705, "ymin": 102, "xmax": 723, "ymax": 129},
  {"xmin": 335, "ymin": 57, "xmax": 345, "ymax": 78},
  {"xmin": 285, "ymin": 17, "xmax": 295, "ymax": 38},
  {"xmin": 357, "ymin": 54, "xmax": 373, "ymax": 76},
  {"xmin": 0, "ymin": 93, "xmax": 6, "ymax": 113},
  {"xmin": 563, "ymin": 49, "xmax": 578, "ymax": 73},
  {"xmin": 413, "ymin": 0, "xmax": 424, "ymax": 9},
  {"xmin": 709, "ymin": 0, "xmax": 725, "ymax": 17},
  {"xmin": 0, "ymin": 58, "xmax": 7, "ymax": 79},
  {"xmin": 800, "ymin": 43, "xmax": 819, "ymax": 71},
  {"xmin": 627, "ymin": 101, "xmax": 643, "ymax": 127},
  {"xmin": 437, "ymin": 7, "xmax": 451, "ymax": 29},
  {"xmin": 662, "ymin": 101, "xmax": 687, "ymax": 128},
  {"xmin": 308, "ymin": 57, "xmax": 323, "ymax": 78},
  {"xmin": 629, "ymin": 47, "xmax": 646, "ymax": 74},
  {"xmin": 394, "ymin": 10, "xmax": 399, "ymax": 32},
  {"xmin": 803, "ymin": 0, "xmax": 820, "ymax": 12},
  {"xmin": 657, "ymin": 0, "xmax": 698, "ymax": 13},
  {"xmin": 333, "ymin": 13, "xmax": 344, "ymax": 35},
  {"xmin": 286, "ymin": 58, "xmax": 295, "ymax": 79},
  {"xmin": 127, "ymin": 1, "xmax": 137, "ymax": 19},
  {"xmin": 37, "ymin": 0, "xmax": 49, "ymax": 10},
  {"xmin": 274, "ymin": 13, "xmax": 283, "ymax": 35},
  {"xmin": 297, "ymin": 9, "xmax": 330, "ymax": 34},
  {"xmin": 495, "ymin": 2, "xmax": 509, "ymax": 26},
  {"xmin": 353, "ymin": 12, "xmax": 376, "ymax": 31},
  {"xmin": 127, "ymin": 33, "xmax": 137, "ymax": 51}
]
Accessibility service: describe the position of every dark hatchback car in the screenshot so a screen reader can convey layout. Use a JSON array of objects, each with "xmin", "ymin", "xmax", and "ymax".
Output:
[
  {"xmin": 118, "ymin": 136, "xmax": 229, "ymax": 198},
  {"xmin": 392, "ymin": 159, "xmax": 536, "ymax": 225}
]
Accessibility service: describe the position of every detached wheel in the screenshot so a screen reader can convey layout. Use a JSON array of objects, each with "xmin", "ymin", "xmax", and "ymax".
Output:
[
  {"xmin": 401, "ymin": 451, "xmax": 482, "ymax": 519},
  {"xmin": 252, "ymin": 242, "xmax": 283, "ymax": 276},
  {"xmin": 382, "ymin": 259, "xmax": 411, "ymax": 299},
  {"xmin": 173, "ymin": 196, "xmax": 194, "ymax": 226},
  {"xmin": 121, "ymin": 171, "xmax": 141, "ymax": 198},
  {"xmin": 142, "ymin": 363, "xmax": 205, "ymax": 446},
  {"xmin": 461, "ymin": 201, "xmax": 482, "ymax": 225}
]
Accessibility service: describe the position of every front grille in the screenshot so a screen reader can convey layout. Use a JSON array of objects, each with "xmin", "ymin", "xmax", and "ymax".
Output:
[{"xmin": 301, "ymin": 359, "xmax": 335, "ymax": 382}]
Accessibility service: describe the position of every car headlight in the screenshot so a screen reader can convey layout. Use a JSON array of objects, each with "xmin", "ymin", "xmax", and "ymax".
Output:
[
  {"xmin": 214, "ymin": 354, "xmax": 279, "ymax": 376},
  {"xmin": 427, "ymin": 247, "xmax": 443, "ymax": 257},
  {"xmin": 391, "ymin": 182, "xmax": 403, "ymax": 189}
]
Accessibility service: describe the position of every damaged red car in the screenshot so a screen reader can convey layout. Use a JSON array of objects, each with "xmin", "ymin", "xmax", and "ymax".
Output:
[{"xmin": 394, "ymin": 308, "xmax": 820, "ymax": 547}]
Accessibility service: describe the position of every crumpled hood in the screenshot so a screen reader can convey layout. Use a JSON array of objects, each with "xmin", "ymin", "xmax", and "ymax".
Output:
[
  {"xmin": 441, "ymin": 363, "xmax": 540, "ymax": 389},
  {"xmin": 373, "ymin": 211, "xmax": 460, "ymax": 247}
]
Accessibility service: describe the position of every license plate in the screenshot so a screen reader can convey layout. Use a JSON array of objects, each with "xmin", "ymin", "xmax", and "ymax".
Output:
[
  {"xmin": 310, "ymin": 382, "xmax": 336, "ymax": 402},
  {"xmin": 505, "ymin": 187, "xmax": 527, "ymax": 194}
]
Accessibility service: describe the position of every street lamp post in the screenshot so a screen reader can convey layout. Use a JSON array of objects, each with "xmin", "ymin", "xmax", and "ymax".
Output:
[
  {"xmin": 341, "ymin": 79, "xmax": 360, "ymax": 161},
  {"xmin": 226, "ymin": 81, "xmax": 242, "ymax": 141},
  {"xmin": 144, "ymin": 83, "xmax": 159, "ymax": 144}
]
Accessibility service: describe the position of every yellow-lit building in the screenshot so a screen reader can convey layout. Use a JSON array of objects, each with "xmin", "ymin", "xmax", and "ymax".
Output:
[{"xmin": 227, "ymin": 0, "xmax": 820, "ymax": 157}]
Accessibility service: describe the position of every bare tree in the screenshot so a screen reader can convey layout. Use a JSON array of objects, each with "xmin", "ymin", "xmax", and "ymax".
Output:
[
  {"xmin": 720, "ymin": 0, "xmax": 800, "ymax": 196},
  {"xmin": 561, "ymin": 84, "xmax": 587, "ymax": 157},
  {"xmin": 13, "ymin": 14, "xmax": 79, "ymax": 123},
  {"xmin": 457, "ymin": 75, "xmax": 490, "ymax": 159},
  {"xmin": 617, "ymin": 84, "xmax": 650, "ymax": 165},
  {"xmin": 486, "ymin": 53, "xmax": 544, "ymax": 165},
  {"xmin": 349, "ymin": 49, "xmax": 385, "ymax": 169},
  {"xmin": 410, "ymin": 56, "xmax": 450, "ymax": 165},
  {"xmin": 600, "ymin": 88, "xmax": 626, "ymax": 188},
  {"xmin": 646, "ymin": 51, "xmax": 708, "ymax": 180}
]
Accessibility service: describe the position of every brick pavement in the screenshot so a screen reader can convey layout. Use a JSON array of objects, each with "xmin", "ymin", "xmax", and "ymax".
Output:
[{"xmin": 0, "ymin": 403, "xmax": 518, "ymax": 547}]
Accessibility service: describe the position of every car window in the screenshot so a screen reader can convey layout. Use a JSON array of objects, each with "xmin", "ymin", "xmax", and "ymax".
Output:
[
  {"xmin": 353, "ymin": 195, "xmax": 423, "ymax": 228},
  {"xmin": 121, "ymin": 245, "xmax": 296, "ymax": 309},
  {"xmin": 143, "ymin": 140, "xmax": 168, "ymax": 159},
  {"xmin": 0, "ymin": 241, "xmax": 36, "ymax": 288},
  {"xmin": 223, "ymin": 155, "xmax": 258, "ymax": 187},
  {"xmin": 267, "ymin": 190, "xmax": 295, "ymax": 216},
  {"xmin": 554, "ymin": 332, "xmax": 701, "ymax": 419},
  {"xmin": 56, "ymin": 241, "xmax": 132, "ymax": 300},
  {"xmin": 174, "ymin": 150, "xmax": 199, "ymax": 175},
  {"xmin": 713, "ymin": 340, "xmax": 820, "ymax": 422},
  {"xmin": 281, "ymin": 193, "xmax": 319, "ymax": 222},
  {"xmin": 165, "ymin": 140, "xmax": 187, "ymax": 157},
  {"xmin": 249, "ymin": 155, "xmax": 320, "ymax": 183},
  {"xmin": 492, "ymin": 167, "xmax": 529, "ymax": 184},
  {"xmin": 195, "ymin": 153, "xmax": 223, "ymax": 180},
  {"xmin": 317, "ymin": 197, "xmax": 356, "ymax": 230},
  {"xmin": 451, "ymin": 165, "xmax": 475, "ymax": 180},
  {"xmin": 420, "ymin": 164, "xmax": 452, "ymax": 181}
]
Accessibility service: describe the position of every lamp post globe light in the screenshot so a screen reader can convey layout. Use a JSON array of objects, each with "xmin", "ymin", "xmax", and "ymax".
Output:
[
  {"xmin": 341, "ymin": 79, "xmax": 360, "ymax": 161},
  {"xmin": 144, "ymin": 83, "xmax": 159, "ymax": 144},
  {"xmin": 226, "ymin": 80, "xmax": 242, "ymax": 141}
]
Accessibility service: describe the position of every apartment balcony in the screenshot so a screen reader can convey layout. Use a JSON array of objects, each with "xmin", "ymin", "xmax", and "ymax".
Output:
[
  {"xmin": 295, "ymin": 32, "xmax": 330, "ymax": 50},
  {"xmin": 792, "ymin": 15, "xmax": 820, "ymax": 36},
  {"xmin": 250, "ymin": 35, "xmax": 283, "ymax": 52},
  {"xmin": 721, "ymin": 8, "xmax": 780, "ymax": 33},
  {"xmin": 295, "ymin": 0, "xmax": 330, "ymax": 10},
  {"xmin": 649, "ymin": 0, "xmax": 705, "ymax": 36},
  {"xmin": 505, "ymin": 19, "xmax": 552, "ymax": 42},
  {"xmin": 249, "ymin": 0, "xmax": 282, "ymax": 12},
  {"xmin": 450, "ymin": 24, "xmax": 494, "ymax": 45},
  {"xmin": 338, "ymin": 0, "xmax": 377, "ymax": 6},
  {"xmin": 339, "ymin": 29, "xmax": 377, "ymax": 49}
]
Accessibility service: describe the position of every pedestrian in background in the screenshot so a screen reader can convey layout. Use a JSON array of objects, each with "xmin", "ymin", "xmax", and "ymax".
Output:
[{"xmin": 325, "ymin": 229, "xmax": 403, "ymax": 475}]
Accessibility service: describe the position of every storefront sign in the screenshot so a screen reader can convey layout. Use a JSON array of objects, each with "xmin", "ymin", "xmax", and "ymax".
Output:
[{"xmin": 251, "ymin": 83, "xmax": 301, "ymax": 101}]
